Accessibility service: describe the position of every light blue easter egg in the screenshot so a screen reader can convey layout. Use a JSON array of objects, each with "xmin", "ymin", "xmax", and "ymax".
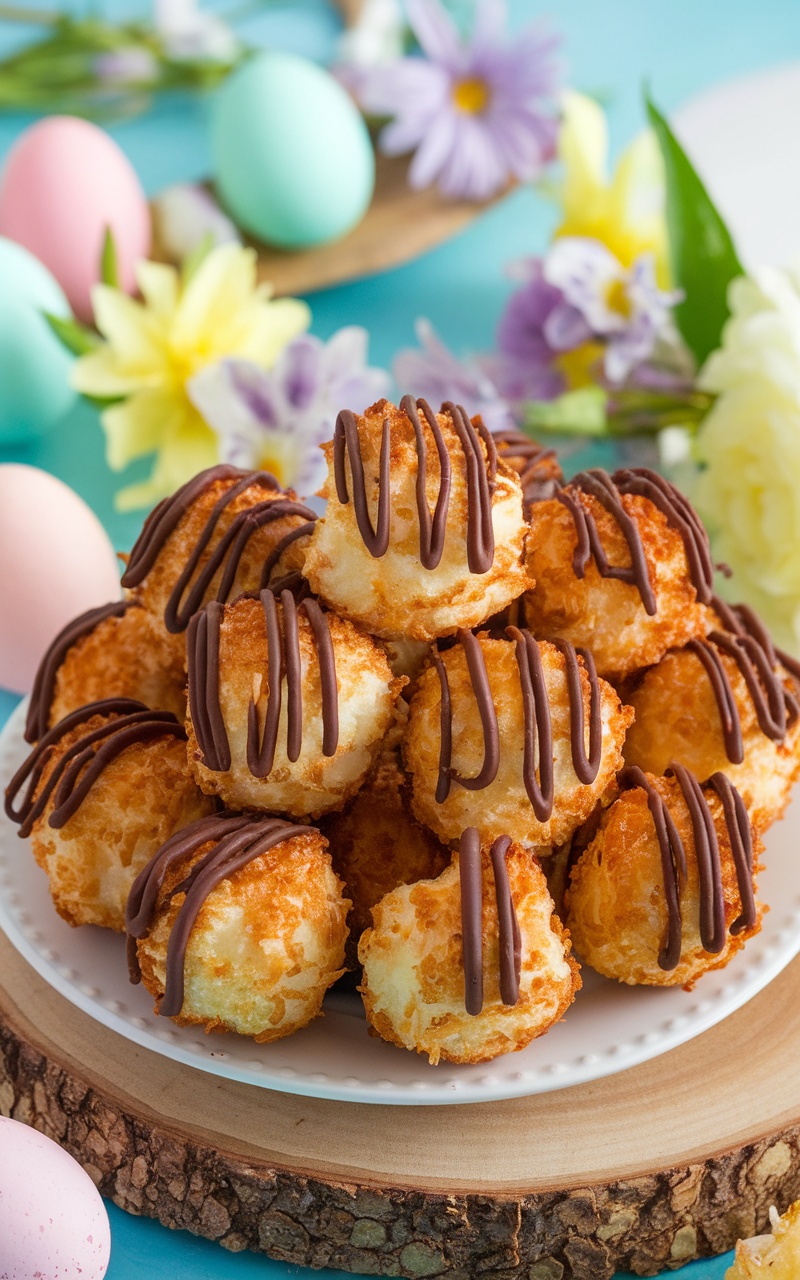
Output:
[
  {"xmin": 211, "ymin": 51, "xmax": 375, "ymax": 250},
  {"xmin": 0, "ymin": 236, "xmax": 76, "ymax": 444}
]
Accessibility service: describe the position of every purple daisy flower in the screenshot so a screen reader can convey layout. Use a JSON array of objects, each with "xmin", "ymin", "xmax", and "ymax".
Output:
[
  {"xmin": 354, "ymin": 0, "xmax": 560, "ymax": 200},
  {"xmin": 490, "ymin": 260, "xmax": 567, "ymax": 404},
  {"xmin": 393, "ymin": 319, "xmax": 515, "ymax": 432}
]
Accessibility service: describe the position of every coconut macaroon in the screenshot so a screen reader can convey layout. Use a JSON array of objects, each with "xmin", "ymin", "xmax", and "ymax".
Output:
[
  {"xmin": 624, "ymin": 598, "xmax": 800, "ymax": 830},
  {"xmin": 524, "ymin": 467, "xmax": 714, "ymax": 681},
  {"xmin": 726, "ymin": 1202, "xmax": 800, "ymax": 1280},
  {"xmin": 492, "ymin": 428, "xmax": 563, "ymax": 515},
  {"xmin": 359, "ymin": 829, "xmax": 580, "ymax": 1064},
  {"xmin": 128, "ymin": 812, "xmax": 349, "ymax": 1042},
  {"xmin": 303, "ymin": 397, "xmax": 531, "ymax": 641},
  {"xmin": 121, "ymin": 463, "xmax": 317, "ymax": 638},
  {"xmin": 403, "ymin": 630, "xmax": 632, "ymax": 849},
  {"xmin": 320, "ymin": 748, "xmax": 450, "ymax": 968},
  {"xmin": 564, "ymin": 765, "xmax": 764, "ymax": 988},
  {"xmin": 24, "ymin": 600, "xmax": 187, "ymax": 744},
  {"xmin": 186, "ymin": 588, "xmax": 404, "ymax": 818},
  {"xmin": 4, "ymin": 699, "xmax": 213, "ymax": 932}
]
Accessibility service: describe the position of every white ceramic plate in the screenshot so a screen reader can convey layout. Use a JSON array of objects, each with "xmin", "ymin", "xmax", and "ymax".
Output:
[{"xmin": 2, "ymin": 700, "xmax": 800, "ymax": 1106}]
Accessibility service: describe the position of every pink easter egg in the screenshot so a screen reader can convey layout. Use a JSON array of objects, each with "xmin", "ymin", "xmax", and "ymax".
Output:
[
  {"xmin": 0, "ymin": 465, "xmax": 122, "ymax": 694},
  {"xmin": 0, "ymin": 1116, "xmax": 111, "ymax": 1280},
  {"xmin": 0, "ymin": 116, "xmax": 151, "ymax": 322}
]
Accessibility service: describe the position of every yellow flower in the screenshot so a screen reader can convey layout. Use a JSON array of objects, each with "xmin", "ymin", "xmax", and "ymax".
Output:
[
  {"xmin": 553, "ymin": 91, "xmax": 670, "ymax": 287},
  {"xmin": 72, "ymin": 243, "xmax": 311, "ymax": 511}
]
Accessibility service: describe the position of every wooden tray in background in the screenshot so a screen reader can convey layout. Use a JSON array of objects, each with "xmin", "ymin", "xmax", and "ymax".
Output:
[
  {"xmin": 152, "ymin": 152, "xmax": 506, "ymax": 298},
  {"xmin": 2, "ymin": 928, "xmax": 799, "ymax": 1279}
]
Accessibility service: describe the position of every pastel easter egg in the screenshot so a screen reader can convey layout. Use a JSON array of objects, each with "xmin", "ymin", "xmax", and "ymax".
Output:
[
  {"xmin": 0, "ymin": 237, "xmax": 76, "ymax": 444},
  {"xmin": 0, "ymin": 116, "xmax": 151, "ymax": 322},
  {"xmin": 0, "ymin": 1116, "xmax": 111, "ymax": 1280},
  {"xmin": 0, "ymin": 465, "xmax": 121, "ymax": 694},
  {"xmin": 211, "ymin": 51, "xmax": 375, "ymax": 249}
]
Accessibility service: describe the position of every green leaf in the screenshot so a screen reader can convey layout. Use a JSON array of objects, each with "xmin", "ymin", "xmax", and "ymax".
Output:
[
  {"xmin": 521, "ymin": 388, "xmax": 608, "ymax": 436},
  {"xmin": 43, "ymin": 311, "xmax": 100, "ymax": 356},
  {"xmin": 646, "ymin": 95, "xmax": 743, "ymax": 366},
  {"xmin": 100, "ymin": 225, "xmax": 119, "ymax": 288}
]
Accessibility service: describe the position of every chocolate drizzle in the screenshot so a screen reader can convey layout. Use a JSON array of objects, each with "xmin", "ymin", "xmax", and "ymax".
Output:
[
  {"xmin": 332, "ymin": 398, "xmax": 497, "ymax": 574},
  {"xmin": 25, "ymin": 599, "xmax": 137, "ymax": 744},
  {"xmin": 5, "ymin": 699, "xmax": 185, "ymax": 838},
  {"xmin": 126, "ymin": 812, "xmax": 316, "ymax": 1018},
  {"xmin": 492, "ymin": 429, "xmax": 563, "ymax": 514},
  {"xmin": 121, "ymin": 464, "xmax": 317, "ymax": 633},
  {"xmin": 187, "ymin": 590, "xmax": 339, "ymax": 779},
  {"xmin": 686, "ymin": 597, "xmax": 800, "ymax": 763},
  {"xmin": 557, "ymin": 468, "xmax": 714, "ymax": 616},
  {"xmin": 459, "ymin": 828, "xmax": 521, "ymax": 1015},
  {"xmin": 616, "ymin": 765, "xmax": 756, "ymax": 970},
  {"xmin": 435, "ymin": 630, "xmax": 602, "ymax": 819}
]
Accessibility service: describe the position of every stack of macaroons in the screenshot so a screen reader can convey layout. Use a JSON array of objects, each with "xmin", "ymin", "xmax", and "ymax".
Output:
[{"xmin": 6, "ymin": 397, "xmax": 797, "ymax": 1065}]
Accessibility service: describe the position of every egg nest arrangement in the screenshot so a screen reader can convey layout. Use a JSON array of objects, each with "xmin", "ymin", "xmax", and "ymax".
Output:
[{"xmin": 5, "ymin": 396, "xmax": 800, "ymax": 1067}]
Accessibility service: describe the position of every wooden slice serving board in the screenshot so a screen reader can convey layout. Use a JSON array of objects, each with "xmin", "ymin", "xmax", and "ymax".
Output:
[
  {"xmin": 151, "ymin": 153, "xmax": 506, "ymax": 298},
  {"xmin": 1, "ymin": 932, "xmax": 799, "ymax": 1279}
]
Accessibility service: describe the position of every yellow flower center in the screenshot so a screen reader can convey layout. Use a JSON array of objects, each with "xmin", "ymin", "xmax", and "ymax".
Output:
[
  {"xmin": 256, "ymin": 448, "xmax": 289, "ymax": 487},
  {"xmin": 555, "ymin": 341, "xmax": 605, "ymax": 390},
  {"xmin": 604, "ymin": 276, "xmax": 632, "ymax": 319},
  {"xmin": 453, "ymin": 77, "xmax": 490, "ymax": 114}
]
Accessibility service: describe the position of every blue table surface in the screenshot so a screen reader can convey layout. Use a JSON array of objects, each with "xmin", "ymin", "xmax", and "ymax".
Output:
[{"xmin": 4, "ymin": 0, "xmax": 799, "ymax": 1275}]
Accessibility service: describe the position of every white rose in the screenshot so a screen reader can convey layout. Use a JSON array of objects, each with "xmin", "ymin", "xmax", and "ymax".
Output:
[{"xmin": 693, "ymin": 264, "xmax": 800, "ymax": 654}]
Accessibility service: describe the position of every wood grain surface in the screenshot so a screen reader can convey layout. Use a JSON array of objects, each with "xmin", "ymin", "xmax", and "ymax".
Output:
[{"xmin": 0, "ymin": 930, "xmax": 797, "ymax": 1278}]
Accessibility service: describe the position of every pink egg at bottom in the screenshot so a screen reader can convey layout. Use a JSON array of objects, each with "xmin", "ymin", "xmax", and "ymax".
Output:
[
  {"xmin": 0, "ymin": 466, "xmax": 121, "ymax": 695},
  {"xmin": 0, "ymin": 116, "xmax": 151, "ymax": 322},
  {"xmin": 0, "ymin": 1116, "xmax": 110, "ymax": 1279}
]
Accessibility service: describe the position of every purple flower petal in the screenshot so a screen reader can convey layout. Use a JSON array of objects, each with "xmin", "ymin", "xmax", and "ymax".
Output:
[
  {"xmin": 225, "ymin": 360, "xmax": 280, "ymax": 428},
  {"xmin": 408, "ymin": 109, "xmax": 460, "ymax": 190},
  {"xmin": 543, "ymin": 302, "xmax": 593, "ymax": 352},
  {"xmin": 406, "ymin": 0, "xmax": 463, "ymax": 69},
  {"xmin": 277, "ymin": 334, "xmax": 322, "ymax": 411}
]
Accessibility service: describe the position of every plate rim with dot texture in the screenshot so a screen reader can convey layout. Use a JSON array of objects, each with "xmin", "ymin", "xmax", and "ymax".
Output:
[{"xmin": 1, "ymin": 699, "xmax": 799, "ymax": 1106}]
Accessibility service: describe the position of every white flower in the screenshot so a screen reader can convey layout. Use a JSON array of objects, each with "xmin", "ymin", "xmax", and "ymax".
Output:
[
  {"xmin": 542, "ymin": 236, "xmax": 680, "ymax": 384},
  {"xmin": 188, "ymin": 326, "xmax": 389, "ymax": 497},
  {"xmin": 152, "ymin": 185, "xmax": 241, "ymax": 263},
  {"xmin": 154, "ymin": 0, "xmax": 239, "ymax": 63},
  {"xmin": 694, "ymin": 264, "xmax": 800, "ymax": 652},
  {"xmin": 337, "ymin": 0, "xmax": 405, "ymax": 67}
]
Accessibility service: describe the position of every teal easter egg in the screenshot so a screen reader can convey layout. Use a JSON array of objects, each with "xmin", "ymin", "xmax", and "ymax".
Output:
[
  {"xmin": 0, "ymin": 237, "xmax": 76, "ymax": 444},
  {"xmin": 211, "ymin": 51, "xmax": 375, "ymax": 249}
]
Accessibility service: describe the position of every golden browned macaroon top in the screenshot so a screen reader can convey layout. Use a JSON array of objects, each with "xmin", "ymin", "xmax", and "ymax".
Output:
[
  {"xmin": 128, "ymin": 812, "xmax": 349, "ymax": 1041},
  {"xmin": 303, "ymin": 397, "xmax": 531, "ymax": 640},
  {"xmin": 565, "ymin": 765, "xmax": 763, "ymax": 988},
  {"xmin": 525, "ymin": 467, "xmax": 714, "ymax": 680},
  {"xmin": 185, "ymin": 590, "xmax": 404, "ymax": 818},
  {"xmin": 404, "ymin": 630, "xmax": 632, "ymax": 849},
  {"xmin": 121, "ymin": 464, "xmax": 317, "ymax": 634},
  {"xmin": 359, "ymin": 830, "xmax": 580, "ymax": 1064}
]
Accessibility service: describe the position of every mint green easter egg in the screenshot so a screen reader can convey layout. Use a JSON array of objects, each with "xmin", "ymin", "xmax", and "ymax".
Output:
[
  {"xmin": 211, "ymin": 51, "xmax": 375, "ymax": 250},
  {"xmin": 0, "ymin": 237, "xmax": 75, "ymax": 444}
]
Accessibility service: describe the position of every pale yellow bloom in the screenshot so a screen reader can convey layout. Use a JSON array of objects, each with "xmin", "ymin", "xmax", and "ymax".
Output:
[
  {"xmin": 553, "ymin": 91, "xmax": 670, "ymax": 286},
  {"xmin": 726, "ymin": 1201, "xmax": 800, "ymax": 1278},
  {"xmin": 693, "ymin": 264, "xmax": 800, "ymax": 653},
  {"xmin": 72, "ymin": 244, "xmax": 310, "ymax": 510}
]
